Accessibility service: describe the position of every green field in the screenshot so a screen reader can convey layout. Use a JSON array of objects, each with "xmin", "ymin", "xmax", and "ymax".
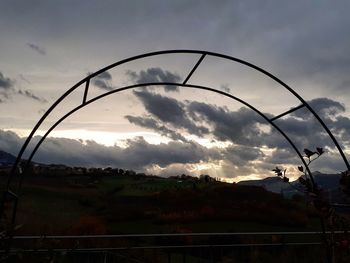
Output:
[
  {"xmin": 0, "ymin": 173, "xmax": 322, "ymax": 235},
  {"xmin": 2, "ymin": 173, "xmax": 344, "ymax": 262}
]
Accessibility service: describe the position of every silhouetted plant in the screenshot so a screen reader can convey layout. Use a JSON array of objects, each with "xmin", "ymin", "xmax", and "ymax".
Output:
[
  {"xmin": 272, "ymin": 147, "xmax": 324, "ymax": 194},
  {"xmin": 340, "ymin": 170, "xmax": 350, "ymax": 198},
  {"xmin": 273, "ymin": 147, "xmax": 350, "ymax": 263}
]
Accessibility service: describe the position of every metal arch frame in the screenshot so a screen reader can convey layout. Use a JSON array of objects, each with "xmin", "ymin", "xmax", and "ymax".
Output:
[
  {"xmin": 23, "ymin": 82, "xmax": 314, "ymax": 177},
  {"xmin": 2, "ymin": 49, "xmax": 350, "ymax": 231}
]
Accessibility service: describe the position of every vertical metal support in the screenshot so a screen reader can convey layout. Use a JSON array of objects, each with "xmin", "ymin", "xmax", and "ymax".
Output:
[
  {"xmin": 270, "ymin": 104, "xmax": 306, "ymax": 122},
  {"xmin": 82, "ymin": 79, "xmax": 90, "ymax": 104},
  {"xmin": 183, "ymin": 53, "xmax": 206, "ymax": 85},
  {"xmin": 167, "ymin": 251, "xmax": 171, "ymax": 263},
  {"xmin": 1, "ymin": 190, "xmax": 18, "ymax": 256}
]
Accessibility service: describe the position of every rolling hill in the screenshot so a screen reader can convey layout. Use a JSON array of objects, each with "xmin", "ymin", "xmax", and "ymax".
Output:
[{"xmin": 0, "ymin": 150, "xmax": 16, "ymax": 165}]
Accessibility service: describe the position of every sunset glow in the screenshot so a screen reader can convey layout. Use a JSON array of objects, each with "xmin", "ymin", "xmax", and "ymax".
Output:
[{"xmin": 1, "ymin": 1, "xmax": 349, "ymax": 181}]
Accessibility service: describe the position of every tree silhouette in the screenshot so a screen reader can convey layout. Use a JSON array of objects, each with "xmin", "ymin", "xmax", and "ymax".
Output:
[{"xmin": 273, "ymin": 147, "xmax": 350, "ymax": 263}]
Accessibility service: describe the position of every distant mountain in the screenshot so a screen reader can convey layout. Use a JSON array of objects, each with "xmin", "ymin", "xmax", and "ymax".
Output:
[
  {"xmin": 238, "ymin": 172, "xmax": 343, "ymax": 198},
  {"xmin": 0, "ymin": 150, "xmax": 16, "ymax": 165},
  {"xmin": 310, "ymin": 171, "xmax": 341, "ymax": 189},
  {"xmin": 238, "ymin": 177, "xmax": 292, "ymax": 193}
]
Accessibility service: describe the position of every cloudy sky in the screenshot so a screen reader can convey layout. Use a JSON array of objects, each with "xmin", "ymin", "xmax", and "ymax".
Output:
[{"xmin": 1, "ymin": 0, "xmax": 350, "ymax": 181}]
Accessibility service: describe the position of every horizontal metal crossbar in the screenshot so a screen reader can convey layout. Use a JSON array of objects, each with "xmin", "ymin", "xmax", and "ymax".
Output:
[
  {"xmin": 2, "ymin": 242, "xmax": 323, "ymax": 254},
  {"xmin": 182, "ymin": 53, "xmax": 206, "ymax": 84},
  {"xmin": 82, "ymin": 79, "xmax": 90, "ymax": 104},
  {"xmin": 10, "ymin": 231, "xmax": 346, "ymax": 239},
  {"xmin": 270, "ymin": 104, "xmax": 306, "ymax": 122}
]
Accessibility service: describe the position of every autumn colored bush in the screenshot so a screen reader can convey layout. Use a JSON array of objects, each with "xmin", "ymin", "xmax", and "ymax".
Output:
[{"xmin": 69, "ymin": 215, "xmax": 106, "ymax": 235}]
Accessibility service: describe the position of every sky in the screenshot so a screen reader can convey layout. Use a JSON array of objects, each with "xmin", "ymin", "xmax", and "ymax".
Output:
[{"xmin": 1, "ymin": 0, "xmax": 350, "ymax": 181}]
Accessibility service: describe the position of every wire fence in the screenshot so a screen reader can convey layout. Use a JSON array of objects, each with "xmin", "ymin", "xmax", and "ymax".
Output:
[{"xmin": 2, "ymin": 231, "xmax": 348, "ymax": 262}]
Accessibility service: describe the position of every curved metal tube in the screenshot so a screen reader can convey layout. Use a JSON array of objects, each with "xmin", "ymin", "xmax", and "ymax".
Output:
[
  {"xmin": 23, "ymin": 82, "xmax": 313, "ymax": 181},
  {"xmin": 5, "ymin": 49, "xmax": 349, "ymax": 194},
  {"xmin": 8, "ymin": 50, "xmax": 349, "ymax": 187},
  {"xmin": 3, "ymin": 49, "xmax": 348, "ymax": 257}
]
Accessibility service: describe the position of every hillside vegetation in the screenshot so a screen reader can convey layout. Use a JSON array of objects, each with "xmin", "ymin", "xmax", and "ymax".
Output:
[{"xmin": 0, "ymin": 172, "xmax": 322, "ymax": 236}]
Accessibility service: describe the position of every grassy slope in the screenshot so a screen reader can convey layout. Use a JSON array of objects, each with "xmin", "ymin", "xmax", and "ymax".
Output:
[{"xmin": 2, "ymin": 174, "xmax": 322, "ymax": 236}]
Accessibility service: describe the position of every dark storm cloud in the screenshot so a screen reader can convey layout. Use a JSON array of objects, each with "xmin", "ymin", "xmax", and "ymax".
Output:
[
  {"xmin": 1, "ymin": 1, "xmax": 350, "ymax": 178},
  {"xmin": 223, "ymin": 144, "xmax": 265, "ymax": 165},
  {"xmin": 331, "ymin": 115, "xmax": 350, "ymax": 146},
  {"xmin": 263, "ymin": 117, "xmax": 327, "ymax": 150},
  {"xmin": 0, "ymin": 72, "xmax": 47, "ymax": 103},
  {"xmin": 18, "ymin": 89, "xmax": 47, "ymax": 103},
  {"xmin": 91, "ymin": 71, "xmax": 114, "ymax": 91},
  {"xmin": 266, "ymin": 98, "xmax": 350, "ymax": 151},
  {"xmin": 96, "ymin": 71, "xmax": 112, "ymax": 80},
  {"xmin": 0, "ymin": 72, "xmax": 13, "ymax": 90},
  {"xmin": 292, "ymin": 98, "xmax": 345, "ymax": 119},
  {"xmin": 187, "ymin": 101, "xmax": 271, "ymax": 146},
  {"xmin": 2, "ymin": 1, "xmax": 350, "ymax": 96},
  {"xmin": 1, "ymin": 102, "xmax": 346, "ymax": 177},
  {"xmin": 131, "ymin": 89, "xmax": 350, "ymax": 153},
  {"xmin": 0, "ymin": 72, "xmax": 15, "ymax": 102},
  {"xmin": 133, "ymin": 90, "xmax": 185, "ymax": 122},
  {"xmin": 127, "ymin": 67, "xmax": 182, "ymax": 92},
  {"xmin": 94, "ymin": 80, "xmax": 113, "ymax": 91},
  {"xmin": 194, "ymin": 97, "xmax": 350, "ymax": 154},
  {"xmin": 26, "ymin": 43, "xmax": 46, "ymax": 55},
  {"xmin": 125, "ymin": 92, "xmax": 274, "ymax": 175},
  {"xmin": 264, "ymin": 148, "xmax": 299, "ymax": 166},
  {"xmin": 121, "ymin": 137, "xmax": 221, "ymax": 169},
  {"xmin": 125, "ymin": 115, "xmax": 188, "ymax": 142},
  {"xmin": 129, "ymin": 90, "xmax": 350, "ymax": 174},
  {"xmin": 195, "ymin": 1, "xmax": 350, "ymax": 95},
  {"xmin": 0, "ymin": 129, "xmax": 23, "ymax": 152},
  {"xmin": 0, "ymin": 129, "xmax": 220, "ymax": 170},
  {"xmin": 132, "ymin": 90, "xmax": 209, "ymax": 136},
  {"xmin": 263, "ymin": 121, "xmax": 343, "ymax": 154},
  {"xmin": 0, "ymin": 129, "xmax": 268, "ymax": 178}
]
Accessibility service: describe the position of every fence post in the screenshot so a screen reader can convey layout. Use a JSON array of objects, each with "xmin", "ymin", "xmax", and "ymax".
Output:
[
  {"xmin": 103, "ymin": 251, "xmax": 107, "ymax": 263},
  {"xmin": 167, "ymin": 251, "xmax": 171, "ymax": 263},
  {"xmin": 183, "ymin": 248, "xmax": 187, "ymax": 263}
]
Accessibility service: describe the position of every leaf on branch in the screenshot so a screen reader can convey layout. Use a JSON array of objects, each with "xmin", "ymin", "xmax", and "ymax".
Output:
[
  {"xmin": 283, "ymin": 177, "xmax": 289, "ymax": 183},
  {"xmin": 272, "ymin": 167, "xmax": 283, "ymax": 177},
  {"xmin": 316, "ymin": 147, "xmax": 324, "ymax": 155},
  {"xmin": 304, "ymin": 148, "xmax": 316, "ymax": 158},
  {"xmin": 298, "ymin": 166, "xmax": 304, "ymax": 172},
  {"xmin": 298, "ymin": 176, "xmax": 306, "ymax": 185},
  {"xmin": 272, "ymin": 167, "xmax": 289, "ymax": 179},
  {"xmin": 272, "ymin": 167, "xmax": 280, "ymax": 173}
]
